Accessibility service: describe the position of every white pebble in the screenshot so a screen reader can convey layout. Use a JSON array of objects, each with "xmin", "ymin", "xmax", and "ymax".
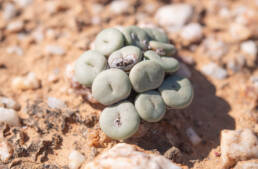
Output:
[
  {"xmin": 12, "ymin": 72, "xmax": 40, "ymax": 90},
  {"xmin": 234, "ymin": 160, "xmax": 258, "ymax": 169},
  {"xmin": 3, "ymin": 3, "xmax": 17, "ymax": 20},
  {"xmin": 155, "ymin": 4, "xmax": 193, "ymax": 30},
  {"xmin": 250, "ymin": 76, "xmax": 258, "ymax": 88},
  {"xmin": 175, "ymin": 63, "xmax": 191, "ymax": 78},
  {"xmin": 203, "ymin": 38, "xmax": 228, "ymax": 60},
  {"xmin": 0, "ymin": 140, "xmax": 12, "ymax": 162},
  {"xmin": 69, "ymin": 150, "xmax": 85, "ymax": 169},
  {"xmin": 0, "ymin": 107, "xmax": 20, "ymax": 126},
  {"xmin": 180, "ymin": 23, "xmax": 203, "ymax": 42},
  {"xmin": 186, "ymin": 128, "xmax": 202, "ymax": 146},
  {"xmin": 47, "ymin": 97, "xmax": 66, "ymax": 109},
  {"xmin": 84, "ymin": 143, "xmax": 182, "ymax": 169},
  {"xmin": 45, "ymin": 45, "xmax": 65, "ymax": 55},
  {"xmin": 241, "ymin": 41, "xmax": 257, "ymax": 56},
  {"xmin": 14, "ymin": 0, "xmax": 33, "ymax": 7},
  {"xmin": 201, "ymin": 63, "xmax": 227, "ymax": 80},
  {"xmin": 7, "ymin": 21, "xmax": 23, "ymax": 32},
  {"xmin": 109, "ymin": 0, "xmax": 129, "ymax": 14},
  {"xmin": 32, "ymin": 28, "xmax": 44, "ymax": 43},
  {"xmin": 0, "ymin": 97, "xmax": 17, "ymax": 110},
  {"xmin": 7, "ymin": 46, "xmax": 23, "ymax": 56},
  {"xmin": 221, "ymin": 129, "xmax": 258, "ymax": 168}
]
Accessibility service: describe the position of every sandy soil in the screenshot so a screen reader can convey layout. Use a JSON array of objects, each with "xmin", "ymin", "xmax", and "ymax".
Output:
[{"xmin": 0, "ymin": 0, "xmax": 257, "ymax": 169}]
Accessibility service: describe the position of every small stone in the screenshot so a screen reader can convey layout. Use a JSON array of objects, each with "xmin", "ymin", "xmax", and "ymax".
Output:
[
  {"xmin": 250, "ymin": 76, "xmax": 258, "ymax": 88},
  {"xmin": 3, "ymin": 3, "xmax": 17, "ymax": 20},
  {"xmin": 0, "ymin": 107, "xmax": 20, "ymax": 126},
  {"xmin": 175, "ymin": 63, "xmax": 191, "ymax": 78},
  {"xmin": 201, "ymin": 62, "xmax": 228, "ymax": 80},
  {"xmin": 7, "ymin": 46, "xmax": 23, "ymax": 56},
  {"xmin": 32, "ymin": 28, "xmax": 44, "ymax": 43},
  {"xmin": 0, "ymin": 97, "xmax": 19, "ymax": 110},
  {"xmin": 241, "ymin": 41, "xmax": 257, "ymax": 57},
  {"xmin": 155, "ymin": 4, "xmax": 193, "ymax": 31},
  {"xmin": 47, "ymin": 97, "xmax": 66, "ymax": 109},
  {"xmin": 7, "ymin": 21, "xmax": 23, "ymax": 33},
  {"xmin": 164, "ymin": 146, "xmax": 183, "ymax": 162},
  {"xmin": 229, "ymin": 23, "xmax": 251, "ymax": 41},
  {"xmin": 186, "ymin": 128, "xmax": 202, "ymax": 146},
  {"xmin": 234, "ymin": 160, "xmax": 258, "ymax": 169},
  {"xmin": 0, "ymin": 140, "xmax": 13, "ymax": 162},
  {"xmin": 68, "ymin": 150, "xmax": 85, "ymax": 169},
  {"xmin": 180, "ymin": 23, "xmax": 203, "ymax": 43},
  {"xmin": 220, "ymin": 129, "xmax": 258, "ymax": 169},
  {"xmin": 203, "ymin": 38, "xmax": 228, "ymax": 60},
  {"xmin": 84, "ymin": 143, "xmax": 182, "ymax": 169},
  {"xmin": 14, "ymin": 0, "xmax": 33, "ymax": 7},
  {"xmin": 45, "ymin": 45, "xmax": 65, "ymax": 55},
  {"xmin": 109, "ymin": 0, "xmax": 129, "ymax": 14},
  {"xmin": 12, "ymin": 72, "xmax": 41, "ymax": 90}
]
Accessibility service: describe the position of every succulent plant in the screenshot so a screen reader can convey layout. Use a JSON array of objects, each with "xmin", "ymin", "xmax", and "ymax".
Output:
[
  {"xmin": 135, "ymin": 90, "xmax": 166, "ymax": 122},
  {"xmin": 144, "ymin": 50, "xmax": 179, "ymax": 73},
  {"xmin": 143, "ymin": 27, "xmax": 169, "ymax": 43},
  {"xmin": 148, "ymin": 40, "xmax": 176, "ymax": 56},
  {"xmin": 99, "ymin": 101, "xmax": 140, "ymax": 140},
  {"xmin": 108, "ymin": 46, "xmax": 142, "ymax": 71},
  {"xmin": 74, "ymin": 50, "xmax": 107, "ymax": 87},
  {"xmin": 121, "ymin": 26, "xmax": 149, "ymax": 50},
  {"xmin": 159, "ymin": 75, "xmax": 193, "ymax": 109},
  {"xmin": 129, "ymin": 60, "xmax": 165, "ymax": 93},
  {"xmin": 92, "ymin": 69, "xmax": 131, "ymax": 105},
  {"xmin": 94, "ymin": 28, "xmax": 125, "ymax": 56},
  {"xmin": 73, "ymin": 25, "xmax": 194, "ymax": 140}
]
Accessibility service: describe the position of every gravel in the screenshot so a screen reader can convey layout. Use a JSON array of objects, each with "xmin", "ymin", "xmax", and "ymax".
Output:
[
  {"xmin": 69, "ymin": 150, "xmax": 85, "ymax": 169},
  {"xmin": 7, "ymin": 46, "xmax": 23, "ymax": 56},
  {"xmin": 45, "ymin": 45, "xmax": 65, "ymax": 55},
  {"xmin": 155, "ymin": 4, "xmax": 193, "ymax": 31},
  {"xmin": 3, "ymin": 3, "xmax": 17, "ymax": 20},
  {"xmin": 186, "ymin": 127, "xmax": 202, "ymax": 146},
  {"xmin": 109, "ymin": 0, "xmax": 130, "ymax": 14},
  {"xmin": 47, "ymin": 97, "xmax": 66, "ymax": 109},
  {"xmin": 0, "ymin": 107, "xmax": 20, "ymax": 126},
  {"xmin": 12, "ymin": 72, "xmax": 40, "ymax": 90},
  {"xmin": 221, "ymin": 129, "xmax": 258, "ymax": 168},
  {"xmin": 201, "ymin": 63, "xmax": 228, "ymax": 79},
  {"xmin": 180, "ymin": 23, "xmax": 203, "ymax": 43},
  {"xmin": 241, "ymin": 40, "xmax": 257, "ymax": 56}
]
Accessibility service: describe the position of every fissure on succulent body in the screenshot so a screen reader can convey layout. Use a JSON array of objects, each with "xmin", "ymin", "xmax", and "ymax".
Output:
[{"xmin": 74, "ymin": 25, "xmax": 194, "ymax": 140}]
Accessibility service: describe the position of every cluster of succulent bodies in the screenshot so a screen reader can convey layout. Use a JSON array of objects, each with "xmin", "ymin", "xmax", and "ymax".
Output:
[{"xmin": 74, "ymin": 26, "xmax": 194, "ymax": 140}]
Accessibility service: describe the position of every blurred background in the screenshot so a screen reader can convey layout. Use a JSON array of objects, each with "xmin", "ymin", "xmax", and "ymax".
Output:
[{"xmin": 0, "ymin": 0, "xmax": 257, "ymax": 169}]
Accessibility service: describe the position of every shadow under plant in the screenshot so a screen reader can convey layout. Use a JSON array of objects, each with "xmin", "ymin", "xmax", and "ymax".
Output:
[{"xmin": 127, "ymin": 67, "xmax": 235, "ymax": 167}]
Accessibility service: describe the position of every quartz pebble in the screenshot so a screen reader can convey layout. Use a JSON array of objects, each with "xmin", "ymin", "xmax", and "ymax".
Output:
[
  {"xmin": 240, "ymin": 41, "xmax": 257, "ymax": 57},
  {"xmin": 155, "ymin": 4, "xmax": 193, "ymax": 31},
  {"xmin": 186, "ymin": 128, "xmax": 202, "ymax": 145},
  {"xmin": 220, "ymin": 129, "xmax": 258, "ymax": 169},
  {"xmin": 180, "ymin": 23, "xmax": 203, "ymax": 43},
  {"xmin": 45, "ymin": 45, "xmax": 65, "ymax": 55},
  {"xmin": 3, "ymin": 3, "xmax": 17, "ymax": 20},
  {"xmin": 47, "ymin": 97, "xmax": 66, "ymax": 109},
  {"xmin": 69, "ymin": 150, "xmax": 85, "ymax": 169},
  {"xmin": 109, "ymin": 0, "xmax": 129, "ymax": 14},
  {"xmin": 0, "ymin": 140, "xmax": 13, "ymax": 162},
  {"xmin": 201, "ymin": 63, "xmax": 227, "ymax": 80},
  {"xmin": 12, "ymin": 72, "xmax": 41, "ymax": 90},
  {"xmin": 84, "ymin": 143, "xmax": 182, "ymax": 169},
  {"xmin": 0, "ymin": 107, "xmax": 20, "ymax": 126},
  {"xmin": 234, "ymin": 160, "xmax": 258, "ymax": 169},
  {"xmin": 7, "ymin": 21, "xmax": 23, "ymax": 33},
  {"xmin": 0, "ymin": 97, "xmax": 19, "ymax": 110},
  {"xmin": 203, "ymin": 38, "xmax": 228, "ymax": 60},
  {"xmin": 14, "ymin": 0, "xmax": 33, "ymax": 7},
  {"xmin": 7, "ymin": 46, "xmax": 23, "ymax": 56}
]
